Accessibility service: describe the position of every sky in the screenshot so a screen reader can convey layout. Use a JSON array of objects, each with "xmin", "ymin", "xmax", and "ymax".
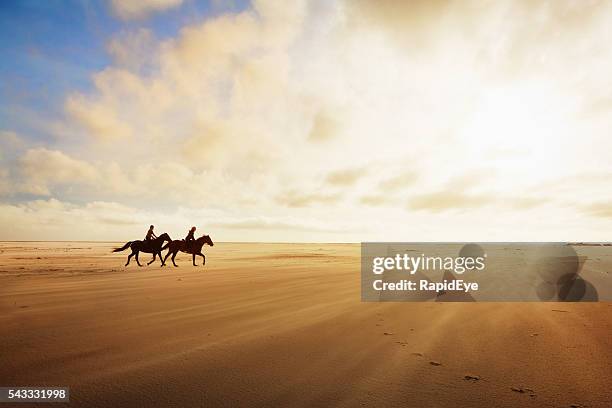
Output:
[{"xmin": 1, "ymin": 0, "xmax": 612, "ymax": 242}]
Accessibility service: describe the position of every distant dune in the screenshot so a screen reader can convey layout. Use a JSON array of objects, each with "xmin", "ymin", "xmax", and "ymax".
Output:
[{"xmin": 1, "ymin": 242, "xmax": 610, "ymax": 407}]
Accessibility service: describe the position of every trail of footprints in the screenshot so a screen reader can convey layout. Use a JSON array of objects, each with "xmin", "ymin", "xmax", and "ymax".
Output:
[{"xmin": 375, "ymin": 313, "xmax": 586, "ymax": 408}]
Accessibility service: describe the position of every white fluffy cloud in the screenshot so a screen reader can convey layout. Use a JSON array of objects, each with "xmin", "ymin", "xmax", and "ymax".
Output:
[
  {"xmin": 109, "ymin": 0, "xmax": 184, "ymax": 20},
  {"xmin": 20, "ymin": 148, "xmax": 99, "ymax": 195}
]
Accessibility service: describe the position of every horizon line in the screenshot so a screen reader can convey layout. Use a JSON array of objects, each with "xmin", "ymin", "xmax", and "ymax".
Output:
[{"xmin": 0, "ymin": 240, "xmax": 361, "ymax": 244}]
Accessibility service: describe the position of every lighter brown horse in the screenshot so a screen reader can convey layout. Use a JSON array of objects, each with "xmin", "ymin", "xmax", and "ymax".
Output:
[{"xmin": 161, "ymin": 234, "xmax": 214, "ymax": 267}]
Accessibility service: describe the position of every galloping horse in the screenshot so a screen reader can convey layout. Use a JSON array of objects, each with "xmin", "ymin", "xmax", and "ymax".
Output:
[
  {"xmin": 113, "ymin": 233, "xmax": 172, "ymax": 266},
  {"xmin": 161, "ymin": 234, "xmax": 214, "ymax": 267}
]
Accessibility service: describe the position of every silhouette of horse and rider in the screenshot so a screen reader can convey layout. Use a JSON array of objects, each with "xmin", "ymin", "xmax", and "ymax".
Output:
[{"xmin": 113, "ymin": 225, "xmax": 214, "ymax": 267}]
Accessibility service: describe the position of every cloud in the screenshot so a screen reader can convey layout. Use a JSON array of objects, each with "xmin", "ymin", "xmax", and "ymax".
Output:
[
  {"xmin": 326, "ymin": 167, "xmax": 366, "ymax": 186},
  {"xmin": 360, "ymin": 194, "xmax": 391, "ymax": 207},
  {"xmin": 106, "ymin": 29, "xmax": 157, "ymax": 70},
  {"xmin": 379, "ymin": 172, "xmax": 418, "ymax": 190},
  {"xmin": 308, "ymin": 110, "xmax": 338, "ymax": 142},
  {"xmin": 507, "ymin": 197, "xmax": 548, "ymax": 210},
  {"xmin": 348, "ymin": 0, "xmax": 450, "ymax": 40},
  {"xmin": 408, "ymin": 191, "xmax": 493, "ymax": 213},
  {"xmin": 0, "ymin": 131, "xmax": 26, "ymax": 196},
  {"xmin": 65, "ymin": 93, "xmax": 133, "ymax": 140},
  {"xmin": 582, "ymin": 202, "xmax": 612, "ymax": 218},
  {"xmin": 0, "ymin": 130, "xmax": 23, "ymax": 150},
  {"xmin": 10, "ymin": 144, "xmax": 266, "ymax": 208},
  {"xmin": 0, "ymin": 199, "xmax": 149, "ymax": 240},
  {"xmin": 19, "ymin": 148, "xmax": 99, "ymax": 195},
  {"xmin": 109, "ymin": 0, "xmax": 184, "ymax": 20},
  {"xmin": 0, "ymin": 169, "xmax": 11, "ymax": 196},
  {"xmin": 276, "ymin": 190, "xmax": 341, "ymax": 208},
  {"xmin": 210, "ymin": 217, "xmax": 341, "ymax": 233},
  {"xmin": 82, "ymin": 201, "xmax": 146, "ymax": 226}
]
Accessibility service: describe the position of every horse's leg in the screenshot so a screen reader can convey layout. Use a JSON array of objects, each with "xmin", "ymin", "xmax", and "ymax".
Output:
[
  {"xmin": 163, "ymin": 250, "xmax": 171, "ymax": 266},
  {"xmin": 147, "ymin": 252, "xmax": 157, "ymax": 265},
  {"xmin": 171, "ymin": 251, "xmax": 178, "ymax": 267},
  {"xmin": 158, "ymin": 251, "xmax": 165, "ymax": 266},
  {"xmin": 192, "ymin": 253, "xmax": 197, "ymax": 266},
  {"xmin": 126, "ymin": 252, "xmax": 133, "ymax": 266},
  {"xmin": 135, "ymin": 251, "xmax": 142, "ymax": 267},
  {"xmin": 198, "ymin": 252, "xmax": 206, "ymax": 265},
  {"xmin": 126, "ymin": 245, "xmax": 137, "ymax": 266}
]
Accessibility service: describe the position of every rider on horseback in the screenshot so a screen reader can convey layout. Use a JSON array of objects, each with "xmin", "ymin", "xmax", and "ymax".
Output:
[
  {"xmin": 145, "ymin": 225, "xmax": 157, "ymax": 241},
  {"xmin": 185, "ymin": 226, "xmax": 196, "ymax": 250}
]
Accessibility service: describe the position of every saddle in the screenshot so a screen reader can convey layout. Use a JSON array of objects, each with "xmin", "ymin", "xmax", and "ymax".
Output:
[
  {"xmin": 142, "ymin": 240, "xmax": 155, "ymax": 251},
  {"xmin": 182, "ymin": 239, "xmax": 194, "ymax": 252}
]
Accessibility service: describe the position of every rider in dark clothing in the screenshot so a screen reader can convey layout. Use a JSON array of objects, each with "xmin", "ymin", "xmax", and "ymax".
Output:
[
  {"xmin": 185, "ymin": 226, "xmax": 196, "ymax": 250},
  {"xmin": 145, "ymin": 225, "xmax": 157, "ymax": 241}
]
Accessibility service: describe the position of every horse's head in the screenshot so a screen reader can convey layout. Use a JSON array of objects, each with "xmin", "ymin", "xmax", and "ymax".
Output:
[
  {"xmin": 158, "ymin": 232, "xmax": 171, "ymax": 241},
  {"xmin": 199, "ymin": 234, "xmax": 214, "ymax": 247}
]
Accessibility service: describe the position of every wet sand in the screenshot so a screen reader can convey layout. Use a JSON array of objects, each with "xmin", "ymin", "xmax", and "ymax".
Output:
[{"xmin": 1, "ymin": 242, "xmax": 610, "ymax": 407}]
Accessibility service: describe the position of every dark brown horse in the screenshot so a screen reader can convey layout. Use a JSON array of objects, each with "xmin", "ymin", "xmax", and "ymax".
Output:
[
  {"xmin": 161, "ymin": 234, "xmax": 214, "ymax": 267},
  {"xmin": 113, "ymin": 233, "xmax": 172, "ymax": 266}
]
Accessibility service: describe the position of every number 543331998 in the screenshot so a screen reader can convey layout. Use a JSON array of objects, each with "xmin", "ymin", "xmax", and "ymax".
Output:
[{"xmin": 1, "ymin": 387, "xmax": 69, "ymax": 402}]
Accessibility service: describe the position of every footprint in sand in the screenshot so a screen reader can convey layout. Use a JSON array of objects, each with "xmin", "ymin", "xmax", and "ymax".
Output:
[
  {"xmin": 411, "ymin": 352, "xmax": 423, "ymax": 357},
  {"xmin": 429, "ymin": 361, "xmax": 442, "ymax": 366},
  {"xmin": 511, "ymin": 387, "xmax": 536, "ymax": 397},
  {"xmin": 464, "ymin": 375, "xmax": 481, "ymax": 382}
]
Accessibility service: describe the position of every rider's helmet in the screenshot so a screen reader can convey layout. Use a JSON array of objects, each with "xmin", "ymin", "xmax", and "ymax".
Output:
[
  {"xmin": 191, "ymin": 226, "xmax": 196, "ymax": 231},
  {"xmin": 150, "ymin": 225, "xmax": 154, "ymax": 229}
]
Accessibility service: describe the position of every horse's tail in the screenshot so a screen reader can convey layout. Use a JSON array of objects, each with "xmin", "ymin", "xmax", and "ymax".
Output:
[{"xmin": 113, "ymin": 241, "xmax": 133, "ymax": 252}]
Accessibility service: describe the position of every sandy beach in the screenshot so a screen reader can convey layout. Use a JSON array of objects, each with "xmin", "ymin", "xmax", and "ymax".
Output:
[{"xmin": 1, "ymin": 242, "xmax": 611, "ymax": 407}]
